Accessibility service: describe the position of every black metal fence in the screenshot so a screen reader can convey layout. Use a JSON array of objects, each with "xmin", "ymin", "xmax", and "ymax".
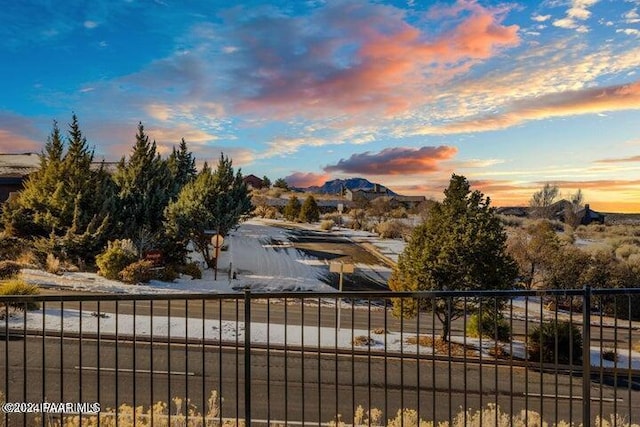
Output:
[{"xmin": 0, "ymin": 287, "xmax": 639, "ymax": 426}]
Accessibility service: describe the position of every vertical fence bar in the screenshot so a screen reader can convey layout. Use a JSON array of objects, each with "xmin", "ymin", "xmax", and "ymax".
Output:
[
  {"xmin": 132, "ymin": 300, "xmax": 136, "ymax": 427},
  {"xmin": 22, "ymin": 303, "xmax": 26, "ymax": 427},
  {"xmin": 218, "ymin": 299, "xmax": 223, "ymax": 427},
  {"xmin": 167, "ymin": 299, "xmax": 171, "ymax": 427},
  {"xmin": 244, "ymin": 289, "xmax": 251, "ymax": 427},
  {"xmin": 149, "ymin": 300, "xmax": 154, "ymax": 427},
  {"xmin": 284, "ymin": 297, "xmax": 288, "ymax": 427},
  {"xmin": 266, "ymin": 297, "xmax": 271, "ymax": 426},
  {"xmin": 42, "ymin": 300, "xmax": 46, "ymax": 427},
  {"xmin": 351, "ymin": 298, "xmax": 356, "ymax": 424},
  {"xmin": 235, "ymin": 297, "xmax": 239, "ymax": 425},
  {"xmin": 184, "ymin": 299, "xmax": 188, "ymax": 427},
  {"xmin": 628, "ymin": 295, "xmax": 633, "ymax": 425},
  {"xmin": 79, "ymin": 300, "xmax": 83, "ymax": 426},
  {"xmin": 60, "ymin": 301, "xmax": 64, "ymax": 405},
  {"xmin": 582, "ymin": 285, "xmax": 591, "ymax": 427},
  {"xmin": 301, "ymin": 297, "xmax": 305, "ymax": 427},
  {"xmin": 97, "ymin": 300, "xmax": 101, "ymax": 427},
  {"xmin": 4, "ymin": 303, "xmax": 8, "ymax": 427},
  {"xmin": 115, "ymin": 300, "xmax": 119, "ymax": 427},
  {"xmin": 201, "ymin": 299, "xmax": 206, "ymax": 427},
  {"xmin": 317, "ymin": 296, "xmax": 321, "ymax": 427}
]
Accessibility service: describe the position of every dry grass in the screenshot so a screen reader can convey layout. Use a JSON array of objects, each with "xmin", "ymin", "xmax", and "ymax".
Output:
[
  {"xmin": 15, "ymin": 250, "xmax": 41, "ymax": 269},
  {"xmin": 45, "ymin": 253, "xmax": 62, "ymax": 274},
  {"xmin": 371, "ymin": 327, "xmax": 386, "ymax": 334},
  {"xmin": 353, "ymin": 335, "xmax": 375, "ymax": 346},
  {"xmin": 405, "ymin": 335, "xmax": 476, "ymax": 357}
]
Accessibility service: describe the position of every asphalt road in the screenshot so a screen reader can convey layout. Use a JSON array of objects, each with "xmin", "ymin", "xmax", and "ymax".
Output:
[
  {"xmin": 1, "ymin": 329, "xmax": 639, "ymax": 427},
  {"xmin": 0, "ymin": 320, "xmax": 640, "ymax": 425},
  {"xmin": 2, "ymin": 287, "xmax": 637, "ymax": 426}
]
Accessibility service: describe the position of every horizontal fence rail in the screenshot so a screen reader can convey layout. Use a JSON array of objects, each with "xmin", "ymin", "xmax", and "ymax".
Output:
[{"xmin": 0, "ymin": 288, "xmax": 639, "ymax": 426}]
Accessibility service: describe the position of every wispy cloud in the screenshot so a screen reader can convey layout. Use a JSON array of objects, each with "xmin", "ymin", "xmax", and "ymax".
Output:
[
  {"xmin": 596, "ymin": 155, "xmax": 640, "ymax": 163},
  {"xmin": 553, "ymin": 0, "xmax": 598, "ymax": 32},
  {"xmin": 410, "ymin": 79, "xmax": 640, "ymax": 135},
  {"xmin": 324, "ymin": 146, "xmax": 457, "ymax": 175}
]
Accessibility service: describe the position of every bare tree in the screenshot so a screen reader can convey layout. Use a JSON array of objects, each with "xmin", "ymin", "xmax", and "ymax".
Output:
[{"xmin": 530, "ymin": 183, "xmax": 559, "ymax": 219}]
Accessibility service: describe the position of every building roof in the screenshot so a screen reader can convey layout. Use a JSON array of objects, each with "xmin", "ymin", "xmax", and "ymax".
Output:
[{"xmin": 0, "ymin": 153, "xmax": 40, "ymax": 177}]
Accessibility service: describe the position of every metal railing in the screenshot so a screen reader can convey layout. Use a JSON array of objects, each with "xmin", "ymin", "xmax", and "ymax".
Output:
[{"xmin": 0, "ymin": 287, "xmax": 639, "ymax": 426}]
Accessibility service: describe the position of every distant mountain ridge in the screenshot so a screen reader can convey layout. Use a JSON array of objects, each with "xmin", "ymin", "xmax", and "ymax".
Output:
[{"xmin": 303, "ymin": 178, "xmax": 397, "ymax": 195}]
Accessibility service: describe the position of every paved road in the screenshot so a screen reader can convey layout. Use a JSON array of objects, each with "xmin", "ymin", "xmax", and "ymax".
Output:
[{"xmin": 1, "ymin": 332, "xmax": 639, "ymax": 427}]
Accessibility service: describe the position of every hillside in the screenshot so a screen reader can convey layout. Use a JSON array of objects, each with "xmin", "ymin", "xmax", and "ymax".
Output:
[{"xmin": 304, "ymin": 178, "xmax": 397, "ymax": 195}]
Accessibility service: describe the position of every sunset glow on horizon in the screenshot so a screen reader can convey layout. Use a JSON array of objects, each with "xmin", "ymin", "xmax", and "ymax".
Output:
[{"xmin": 1, "ymin": 1, "xmax": 639, "ymax": 211}]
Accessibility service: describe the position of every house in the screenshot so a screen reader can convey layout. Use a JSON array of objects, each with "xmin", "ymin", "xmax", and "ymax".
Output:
[
  {"xmin": 345, "ymin": 184, "xmax": 426, "ymax": 209},
  {"xmin": 579, "ymin": 204, "xmax": 605, "ymax": 225},
  {"xmin": 243, "ymin": 174, "xmax": 264, "ymax": 190},
  {"xmin": 0, "ymin": 153, "xmax": 40, "ymax": 203}
]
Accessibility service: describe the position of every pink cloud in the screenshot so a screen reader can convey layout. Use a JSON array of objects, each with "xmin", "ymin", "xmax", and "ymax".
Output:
[
  {"xmin": 230, "ymin": 0, "xmax": 519, "ymax": 118},
  {"xmin": 0, "ymin": 113, "xmax": 45, "ymax": 153},
  {"xmin": 324, "ymin": 146, "xmax": 458, "ymax": 175},
  {"xmin": 413, "ymin": 80, "xmax": 640, "ymax": 135},
  {"xmin": 284, "ymin": 172, "xmax": 331, "ymax": 188}
]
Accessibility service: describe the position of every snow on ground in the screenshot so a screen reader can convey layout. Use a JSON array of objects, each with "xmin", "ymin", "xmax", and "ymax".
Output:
[
  {"xmin": 22, "ymin": 219, "xmax": 337, "ymax": 294},
  {"xmin": 7, "ymin": 308, "xmax": 640, "ymax": 369}
]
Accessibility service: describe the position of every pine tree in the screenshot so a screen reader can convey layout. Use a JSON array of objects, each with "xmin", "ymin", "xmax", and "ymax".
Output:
[
  {"xmin": 262, "ymin": 176, "xmax": 271, "ymax": 188},
  {"xmin": 165, "ymin": 155, "xmax": 252, "ymax": 266},
  {"xmin": 2, "ymin": 116, "xmax": 115, "ymax": 263},
  {"xmin": 299, "ymin": 195, "xmax": 320, "ymax": 223},
  {"xmin": 389, "ymin": 174, "xmax": 517, "ymax": 341},
  {"xmin": 284, "ymin": 195, "xmax": 301, "ymax": 221},
  {"xmin": 167, "ymin": 138, "xmax": 197, "ymax": 198},
  {"xmin": 113, "ymin": 122, "xmax": 173, "ymax": 252}
]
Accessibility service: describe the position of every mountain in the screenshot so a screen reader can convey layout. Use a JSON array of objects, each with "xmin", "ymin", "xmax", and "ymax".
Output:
[{"xmin": 304, "ymin": 178, "xmax": 397, "ymax": 195}]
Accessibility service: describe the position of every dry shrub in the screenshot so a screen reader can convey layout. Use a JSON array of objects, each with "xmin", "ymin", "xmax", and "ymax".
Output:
[
  {"xmin": 353, "ymin": 335, "xmax": 375, "ymax": 346},
  {"xmin": 181, "ymin": 262, "xmax": 202, "ymax": 280},
  {"xmin": 320, "ymin": 219, "xmax": 334, "ymax": 231},
  {"xmin": 15, "ymin": 250, "xmax": 41, "ymax": 269},
  {"xmin": 119, "ymin": 260, "xmax": 155, "ymax": 284},
  {"xmin": 405, "ymin": 335, "xmax": 476, "ymax": 357},
  {"xmin": 267, "ymin": 187, "xmax": 283, "ymax": 198},
  {"xmin": 371, "ymin": 327, "xmax": 386, "ymax": 334},
  {"xmin": 0, "ymin": 260, "xmax": 21, "ymax": 279},
  {"xmin": 616, "ymin": 244, "xmax": 640, "ymax": 260},
  {"xmin": 375, "ymin": 220, "xmax": 409, "ymax": 239},
  {"xmin": 45, "ymin": 253, "xmax": 62, "ymax": 274},
  {"xmin": 0, "ymin": 279, "xmax": 40, "ymax": 311},
  {"xmin": 322, "ymin": 212, "xmax": 343, "ymax": 222},
  {"xmin": 254, "ymin": 205, "xmax": 279, "ymax": 219}
]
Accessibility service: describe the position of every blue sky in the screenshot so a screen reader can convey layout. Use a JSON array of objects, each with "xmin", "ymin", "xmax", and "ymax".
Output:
[{"xmin": 1, "ymin": 0, "xmax": 639, "ymax": 211}]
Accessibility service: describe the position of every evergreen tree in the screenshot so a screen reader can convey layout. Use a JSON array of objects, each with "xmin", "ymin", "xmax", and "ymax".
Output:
[
  {"xmin": 113, "ymin": 122, "xmax": 172, "ymax": 252},
  {"xmin": 389, "ymin": 174, "xmax": 517, "ymax": 341},
  {"xmin": 274, "ymin": 178, "xmax": 289, "ymax": 190},
  {"xmin": 2, "ymin": 116, "xmax": 115, "ymax": 263},
  {"xmin": 167, "ymin": 138, "xmax": 197, "ymax": 198},
  {"xmin": 3, "ymin": 122, "xmax": 65, "ymax": 236},
  {"xmin": 284, "ymin": 195, "xmax": 301, "ymax": 221},
  {"xmin": 262, "ymin": 176, "xmax": 271, "ymax": 188},
  {"xmin": 299, "ymin": 195, "xmax": 320, "ymax": 223},
  {"xmin": 165, "ymin": 155, "xmax": 252, "ymax": 267}
]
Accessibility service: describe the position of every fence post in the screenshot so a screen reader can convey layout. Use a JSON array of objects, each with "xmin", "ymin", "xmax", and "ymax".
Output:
[
  {"xmin": 582, "ymin": 285, "xmax": 591, "ymax": 427},
  {"xmin": 244, "ymin": 288, "xmax": 252, "ymax": 427}
]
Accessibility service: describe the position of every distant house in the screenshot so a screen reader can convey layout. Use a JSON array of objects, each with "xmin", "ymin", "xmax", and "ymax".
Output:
[
  {"xmin": 243, "ymin": 174, "xmax": 264, "ymax": 190},
  {"xmin": 578, "ymin": 204, "xmax": 605, "ymax": 225},
  {"xmin": 346, "ymin": 184, "xmax": 425, "ymax": 209},
  {"xmin": 0, "ymin": 153, "xmax": 40, "ymax": 203}
]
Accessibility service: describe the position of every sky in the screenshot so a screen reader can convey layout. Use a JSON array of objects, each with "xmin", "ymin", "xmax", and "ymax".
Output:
[{"xmin": 1, "ymin": 0, "xmax": 639, "ymax": 212}]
